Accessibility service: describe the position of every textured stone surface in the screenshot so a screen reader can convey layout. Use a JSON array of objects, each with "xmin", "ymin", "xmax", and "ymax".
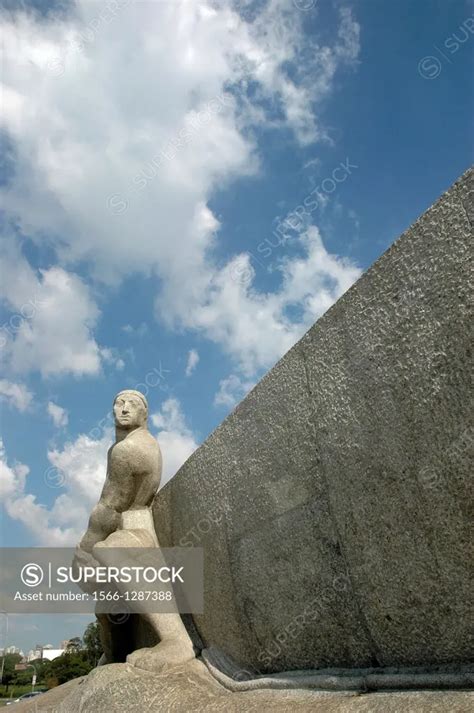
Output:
[
  {"xmin": 153, "ymin": 168, "xmax": 473, "ymax": 673},
  {"xmin": 202, "ymin": 646, "xmax": 474, "ymax": 691},
  {"xmin": 10, "ymin": 662, "xmax": 474, "ymax": 712}
]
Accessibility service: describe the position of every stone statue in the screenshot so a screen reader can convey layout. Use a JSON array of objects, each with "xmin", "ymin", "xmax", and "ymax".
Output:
[
  {"xmin": 78, "ymin": 390, "xmax": 160, "ymax": 553},
  {"xmin": 74, "ymin": 389, "xmax": 195, "ymax": 672}
]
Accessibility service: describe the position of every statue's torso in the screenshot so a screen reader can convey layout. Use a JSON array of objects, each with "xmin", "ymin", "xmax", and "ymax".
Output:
[{"xmin": 101, "ymin": 429, "xmax": 162, "ymax": 512}]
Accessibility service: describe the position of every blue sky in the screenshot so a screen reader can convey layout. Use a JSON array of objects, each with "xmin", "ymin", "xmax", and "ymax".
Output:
[{"xmin": 0, "ymin": 0, "xmax": 473, "ymax": 652}]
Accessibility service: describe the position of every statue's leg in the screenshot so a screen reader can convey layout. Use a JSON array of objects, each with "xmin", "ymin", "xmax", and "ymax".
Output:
[
  {"xmin": 92, "ymin": 512, "xmax": 196, "ymax": 672},
  {"xmin": 95, "ymin": 612, "xmax": 113, "ymax": 665},
  {"xmin": 126, "ymin": 611, "xmax": 195, "ymax": 672}
]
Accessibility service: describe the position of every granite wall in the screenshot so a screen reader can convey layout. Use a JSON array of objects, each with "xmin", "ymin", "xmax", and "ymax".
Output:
[{"xmin": 153, "ymin": 168, "xmax": 473, "ymax": 673}]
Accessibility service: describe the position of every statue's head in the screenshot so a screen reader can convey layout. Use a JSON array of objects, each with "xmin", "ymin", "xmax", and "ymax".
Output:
[{"xmin": 113, "ymin": 390, "xmax": 148, "ymax": 430}]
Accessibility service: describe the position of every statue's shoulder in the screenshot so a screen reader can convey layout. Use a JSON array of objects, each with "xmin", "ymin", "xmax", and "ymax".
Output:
[
  {"xmin": 119, "ymin": 429, "xmax": 161, "ymax": 459},
  {"xmin": 141, "ymin": 430, "xmax": 162, "ymax": 458}
]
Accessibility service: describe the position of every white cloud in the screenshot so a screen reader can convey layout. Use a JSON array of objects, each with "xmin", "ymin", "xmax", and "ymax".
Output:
[
  {"xmin": 100, "ymin": 347, "xmax": 125, "ymax": 372},
  {"xmin": 0, "ymin": 380, "xmax": 33, "ymax": 412},
  {"xmin": 0, "ymin": 430, "xmax": 111, "ymax": 546},
  {"xmin": 5, "ymin": 492, "xmax": 85, "ymax": 547},
  {"xmin": 177, "ymin": 227, "xmax": 361, "ymax": 375},
  {"xmin": 0, "ymin": 438, "xmax": 29, "ymax": 499},
  {"xmin": 47, "ymin": 401, "xmax": 69, "ymax": 428},
  {"xmin": 0, "ymin": 245, "xmax": 102, "ymax": 377},
  {"xmin": 151, "ymin": 398, "xmax": 198, "ymax": 486},
  {"xmin": 214, "ymin": 374, "xmax": 255, "ymax": 409},
  {"xmin": 122, "ymin": 323, "xmax": 148, "ymax": 338},
  {"xmin": 47, "ymin": 431, "xmax": 111, "ymax": 511},
  {"xmin": 185, "ymin": 349, "xmax": 199, "ymax": 377},
  {"xmin": 0, "ymin": 1, "xmax": 360, "ymax": 378}
]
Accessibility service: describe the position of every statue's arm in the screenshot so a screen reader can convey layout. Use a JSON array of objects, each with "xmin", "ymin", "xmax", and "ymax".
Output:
[
  {"xmin": 78, "ymin": 445, "xmax": 128, "ymax": 553},
  {"xmin": 79, "ymin": 500, "xmax": 121, "ymax": 553},
  {"xmin": 78, "ymin": 443, "xmax": 156, "ymax": 552}
]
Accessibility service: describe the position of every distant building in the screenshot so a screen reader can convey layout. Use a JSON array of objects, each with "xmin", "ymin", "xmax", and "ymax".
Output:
[
  {"xmin": 41, "ymin": 648, "xmax": 65, "ymax": 662},
  {"xmin": 1, "ymin": 644, "xmax": 65, "ymax": 662}
]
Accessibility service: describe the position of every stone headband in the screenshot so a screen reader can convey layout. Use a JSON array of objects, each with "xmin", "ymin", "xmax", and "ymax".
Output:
[{"xmin": 113, "ymin": 390, "xmax": 148, "ymax": 411}]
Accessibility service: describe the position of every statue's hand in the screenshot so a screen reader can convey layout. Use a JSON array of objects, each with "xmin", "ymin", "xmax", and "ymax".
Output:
[
  {"xmin": 73, "ymin": 544, "xmax": 98, "ymax": 569},
  {"xmin": 72, "ymin": 545, "xmax": 101, "ymax": 595},
  {"xmin": 126, "ymin": 639, "xmax": 195, "ymax": 672}
]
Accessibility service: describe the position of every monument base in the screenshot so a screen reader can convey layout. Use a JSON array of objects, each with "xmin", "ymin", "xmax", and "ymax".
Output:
[
  {"xmin": 9, "ymin": 660, "xmax": 473, "ymax": 712},
  {"xmin": 202, "ymin": 646, "xmax": 474, "ymax": 692}
]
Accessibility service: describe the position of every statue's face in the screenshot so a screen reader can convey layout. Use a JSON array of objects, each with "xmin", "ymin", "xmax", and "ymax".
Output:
[{"xmin": 113, "ymin": 394, "xmax": 147, "ymax": 430}]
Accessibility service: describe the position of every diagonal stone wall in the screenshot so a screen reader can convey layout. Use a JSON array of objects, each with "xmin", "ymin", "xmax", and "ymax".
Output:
[{"xmin": 153, "ymin": 168, "xmax": 473, "ymax": 673}]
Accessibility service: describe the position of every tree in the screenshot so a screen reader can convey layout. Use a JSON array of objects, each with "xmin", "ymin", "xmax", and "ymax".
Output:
[
  {"xmin": 66, "ymin": 637, "xmax": 82, "ymax": 653},
  {"xmin": 1, "ymin": 656, "xmax": 48, "ymax": 693},
  {"xmin": 42, "ymin": 652, "xmax": 92, "ymax": 687},
  {"xmin": 1, "ymin": 653, "xmax": 22, "ymax": 693},
  {"xmin": 83, "ymin": 621, "xmax": 103, "ymax": 667},
  {"xmin": 29, "ymin": 658, "xmax": 48, "ymax": 684}
]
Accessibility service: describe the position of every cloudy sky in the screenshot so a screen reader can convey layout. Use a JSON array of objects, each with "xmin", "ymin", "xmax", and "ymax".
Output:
[{"xmin": 0, "ymin": 0, "xmax": 472, "ymax": 651}]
